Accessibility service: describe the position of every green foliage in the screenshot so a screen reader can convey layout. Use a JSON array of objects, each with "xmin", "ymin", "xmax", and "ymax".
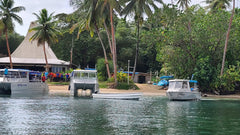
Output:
[
  {"xmin": 52, "ymin": 30, "xmax": 103, "ymax": 68},
  {"xmin": 0, "ymin": 33, "xmax": 24, "ymax": 55},
  {"xmin": 116, "ymin": 72, "xmax": 137, "ymax": 89},
  {"xmin": 60, "ymin": 68, "xmax": 73, "ymax": 75},
  {"xmin": 151, "ymin": 76, "xmax": 160, "ymax": 83},
  {"xmin": 51, "ymin": 3, "xmax": 240, "ymax": 94},
  {"xmin": 107, "ymin": 77, "xmax": 115, "ymax": 83},
  {"xmin": 212, "ymin": 62, "xmax": 240, "ymax": 94},
  {"xmin": 47, "ymin": 81, "xmax": 70, "ymax": 85},
  {"xmin": 154, "ymin": 5, "xmax": 240, "ymax": 93},
  {"xmin": 117, "ymin": 71, "xmax": 129, "ymax": 83},
  {"xmin": 98, "ymin": 81, "xmax": 108, "ymax": 88},
  {"xmin": 193, "ymin": 57, "xmax": 216, "ymax": 92},
  {"xmin": 0, "ymin": 0, "xmax": 25, "ymax": 32},
  {"xmin": 30, "ymin": 9, "xmax": 61, "ymax": 46},
  {"xmin": 116, "ymin": 82, "xmax": 139, "ymax": 90},
  {"xmin": 96, "ymin": 58, "xmax": 113, "ymax": 81}
]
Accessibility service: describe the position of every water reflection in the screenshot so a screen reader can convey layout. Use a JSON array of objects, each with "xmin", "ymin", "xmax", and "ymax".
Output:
[{"xmin": 0, "ymin": 96, "xmax": 240, "ymax": 134}]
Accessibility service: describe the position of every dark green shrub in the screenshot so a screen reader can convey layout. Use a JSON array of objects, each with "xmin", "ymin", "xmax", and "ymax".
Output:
[
  {"xmin": 193, "ymin": 57, "xmax": 216, "ymax": 92},
  {"xmin": 116, "ymin": 82, "xmax": 139, "ymax": 90},
  {"xmin": 212, "ymin": 62, "xmax": 240, "ymax": 94},
  {"xmin": 96, "ymin": 58, "xmax": 113, "ymax": 81}
]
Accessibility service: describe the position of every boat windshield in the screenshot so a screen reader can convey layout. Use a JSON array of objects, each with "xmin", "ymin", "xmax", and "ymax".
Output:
[
  {"xmin": 2, "ymin": 71, "xmax": 28, "ymax": 78},
  {"xmin": 29, "ymin": 72, "xmax": 41, "ymax": 82},
  {"xmin": 89, "ymin": 72, "xmax": 96, "ymax": 78},
  {"xmin": 73, "ymin": 72, "xmax": 96, "ymax": 79},
  {"xmin": 169, "ymin": 81, "xmax": 188, "ymax": 89}
]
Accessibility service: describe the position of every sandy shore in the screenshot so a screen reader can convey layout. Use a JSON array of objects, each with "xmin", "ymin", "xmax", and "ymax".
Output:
[
  {"xmin": 49, "ymin": 83, "xmax": 166, "ymax": 96},
  {"xmin": 49, "ymin": 83, "xmax": 240, "ymax": 99}
]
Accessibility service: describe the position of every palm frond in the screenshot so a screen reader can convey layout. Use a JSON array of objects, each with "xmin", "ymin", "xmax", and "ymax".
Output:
[{"xmin": 10, "ymin": 6, "xmax": 25, "ymax": 13}]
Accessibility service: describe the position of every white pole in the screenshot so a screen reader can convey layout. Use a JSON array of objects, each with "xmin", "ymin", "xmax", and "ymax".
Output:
[
  {"xmin": 150, "ymin": 70, "xmax": 152, "ymax": 84},
  {"xmin": 128, "ymin": 60, "xmax": 130, "ymax": 85}
]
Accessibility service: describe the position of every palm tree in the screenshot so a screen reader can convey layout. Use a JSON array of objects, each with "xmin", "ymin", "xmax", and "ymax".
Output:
[
  {"xmin": 121, "ymin": 0, "xmax": 163, "ymax": 80},
  {"xmin": 221, "ymin": 0, "xmax": 235, "ymax": 76},
  {"xmin": 176, "ymin": 0, "xmax": 191, "ymax": 10},
  {"xmin": 70, "ymin": 0, "xmax": 112, "ymax": 79},
  {"xmin": 99, "ymin": 0, "xmax": 121, "ymax": 85},
  {"xmin": 29, "ymin": 9, "xmax": 61, "ymax": 72},
  {"xmin": 0, "ymin": 0, "xmax": 25, "ymax": 69},
  {"xmin": 205, "ymin": 0, "xmax": 231, "ymax": 10}
]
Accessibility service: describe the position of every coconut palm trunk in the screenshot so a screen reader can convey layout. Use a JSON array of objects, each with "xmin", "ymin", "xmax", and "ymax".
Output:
[
  {"xmin": 110, "ymin": 6, "xmax": 118, "ymax": 85},
  {"xmin": 132, "ymin": 18, "xmax": 140, "ymax": 80},
  {"xmin": 220, "ymin": 0, "xmax": 235, "ymax": 76},
  {"xmin": 5, "ymin": 30, "xmax": 13, "ymax": 69},
  {"xmin": 94, "ymin": 23, "xmax": 111, "ymax": 79},
  {"xmin": 43, "ymin": 42, "xmax": 49, "ymax": 72},
  {"xmin": 104, "ymin": 21, "xmax": 113, "ymax": 55}
]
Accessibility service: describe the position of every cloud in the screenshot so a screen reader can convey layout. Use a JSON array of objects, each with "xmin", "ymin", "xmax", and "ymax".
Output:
[{"xmin": 14, "ymin": 0, "xmax": 74, "ymax": 36}]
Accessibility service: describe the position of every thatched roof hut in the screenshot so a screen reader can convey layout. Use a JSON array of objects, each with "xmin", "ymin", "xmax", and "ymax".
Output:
[{"xmin": 0, "ymin": 22, "xmax": 69, "ymax": 72}]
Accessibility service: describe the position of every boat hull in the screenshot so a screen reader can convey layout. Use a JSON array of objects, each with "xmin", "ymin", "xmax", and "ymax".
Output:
[
  {"xmin": 0, "ymin": 82, "xmax": 11, "ymax": 95},
  {"xmin": 92, "ymin": 93, "xmax": 142, "ymax": 100},
  {"xmin": 167, "ymin": 91, "xmax": 201, "ymax": 101},
  {"xmin": 0, "ymin": 82, "xmax": 49, "ymax": 97}
]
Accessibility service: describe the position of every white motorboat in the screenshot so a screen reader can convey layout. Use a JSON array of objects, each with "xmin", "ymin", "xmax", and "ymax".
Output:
[
  {"xmin": 69, "ymin": 69, "xmax": 99, "ymax": 96},
  {"xmin": 92, "ymin": 93, "xmax": 142, "ymax": 100},
  {"xmin": 166, "ymin": 79, "xmax": 201, "ymax": 101},
  {"xmin": 0, "ymin": 69, "xmax": 48, "ymax": 97}
]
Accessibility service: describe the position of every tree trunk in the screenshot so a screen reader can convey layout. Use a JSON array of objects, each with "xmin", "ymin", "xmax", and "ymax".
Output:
[
  {"xmin": 5, "ymin": 30, "xmax": 13, "ymax": 69},
  {"xmin": 43, "ymin": 42, "xmax": 49, "ymax": 72},
  {"xmin": 132, "ymin": 19, "xmax": 140, "ymax": 80},
  {"xmin": 220, "ymin": 0, "xmax": 235, "ymax": 76},
  {"xmin": 95, "ymin": 23, "xmax": 111, "ymax": 79},
  {"xmin": 104, "ymin": 21, "xmax": 113, "ymax": 55},
  {"xmin": 110, "ymin": 7, "xmax": 118, "ymax": 85},
  {"xmin": 70, "ymin": 35, "xmax": 73, "ymax": 68}
]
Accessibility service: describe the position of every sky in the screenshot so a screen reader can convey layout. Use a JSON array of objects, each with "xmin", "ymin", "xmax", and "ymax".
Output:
[
  {"xmin": 14, "ymin": 0, "xmax": 74, "ymax": 36},
  {"xmin": 13, "ymin": 0, "xmax": 236, "ymax": 36}
]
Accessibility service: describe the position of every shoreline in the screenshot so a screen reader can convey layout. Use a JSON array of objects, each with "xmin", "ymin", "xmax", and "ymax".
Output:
[{"xmin": 49, "ymin": 84, "xmax": 240, "ymax": 99}]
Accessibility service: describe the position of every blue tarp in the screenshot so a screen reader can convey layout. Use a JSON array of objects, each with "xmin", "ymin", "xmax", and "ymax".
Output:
[
  {"xmin": 157, "ymin": 76, "xmax": 174, "ymax": 86},
  {"xmin": 160, "ymin": 76, "xmax": 174, "ymax": 79},
  {"xmin": 157, "ymin": 79, "xmax": 168, "ymax": 86},
  {"xmin": 85, "ymin": 68, "xmax": 96, "ymax": 70},
  {"xmin": 189, "ymin": 80, "xmax": 198, "ymax": 83}
]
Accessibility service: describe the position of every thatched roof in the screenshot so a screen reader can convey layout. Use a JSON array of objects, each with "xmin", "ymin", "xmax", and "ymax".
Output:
[{"xmin": 0, "ymin": 22, "xmax": 69, "ymax": 66}]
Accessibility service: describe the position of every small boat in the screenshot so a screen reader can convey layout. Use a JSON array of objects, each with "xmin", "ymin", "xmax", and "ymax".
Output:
[
  {"xmin": 166, "ymin": 79, "xmax": 201, "ymax": 101},
  {"xmin": 69, "ymin": 69, "xmax": 99, "ymax": 96},
  {"xmin": 92, "ymin": 93, "xmax": 142, "ymax": 100},
  {"xmin": 0, "ymin": 69, "xmax": 48, "ymax": 97}
]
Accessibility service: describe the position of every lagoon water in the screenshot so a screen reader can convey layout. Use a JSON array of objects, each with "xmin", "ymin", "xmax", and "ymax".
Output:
[{"xmin": 0, "ymin": 96, "xmax": 240, "ymax": 135}]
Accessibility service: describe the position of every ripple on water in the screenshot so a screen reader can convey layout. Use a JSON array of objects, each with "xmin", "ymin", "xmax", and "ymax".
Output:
[{"xmin": 0, "ymin": 96, "xmax": 240, "ymax": 134}]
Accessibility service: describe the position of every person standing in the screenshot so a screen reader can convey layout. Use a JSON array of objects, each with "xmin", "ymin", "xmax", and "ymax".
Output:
[
  {"xmin": 4, "ymin": 67, "xmax": 8, "ymax": 75},
  {"xmin": 42, "ymin": 75, "xmax": 46, "ymax": 82}
]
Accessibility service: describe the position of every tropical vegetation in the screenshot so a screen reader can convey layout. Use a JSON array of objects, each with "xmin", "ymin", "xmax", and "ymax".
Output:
[
  {"xmin": 29, "ymin": 8, "xmax": 61, "ymax": 72},
  {"xmin": 0, "ymin": 0, "xmax": 25, "ymax": 68}
]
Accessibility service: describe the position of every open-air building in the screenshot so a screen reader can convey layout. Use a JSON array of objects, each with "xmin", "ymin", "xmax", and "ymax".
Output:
[{"xmin": 0, "ymin": 22, "xmax": 69, "ymax": 72}]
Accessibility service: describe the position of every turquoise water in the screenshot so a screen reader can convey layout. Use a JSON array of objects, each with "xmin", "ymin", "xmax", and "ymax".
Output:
[{"xmin": 0, "ymin": 96, "xmax": 240, "ymax": 135}]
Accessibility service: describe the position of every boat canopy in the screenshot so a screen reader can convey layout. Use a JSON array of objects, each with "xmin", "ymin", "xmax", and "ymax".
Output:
[{"xmin": 71, "ymin": 70, "xmax": 97, "ymax": 78}]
